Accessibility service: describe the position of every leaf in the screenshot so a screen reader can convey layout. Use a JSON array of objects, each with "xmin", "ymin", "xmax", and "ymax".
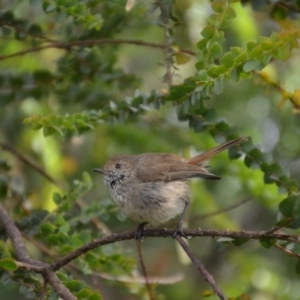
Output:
[
  {"xmin": 201, "ymin": 290, "xmax": 214, "ymax": 297},
  {"xmin": 201, "ymin": 25, "xmax": 215, "ymax": 39},
  {"xmin": 40, "ymin": 223, "xmax": 56, "ymax": 235},
  {"xmin": 210, "ymin": 42, "xmax": 223, "ymax": 59},
  {"xmin": 279, "ymin": 195, "xmax": 300, "ymax": 218},
  {"xmin": 175, "ymin": 53, "xmax": 191, "ymax": 65},
  {"xmin": 88, "ymin": 293, "xmax": 102, "ymax": 300},
  {"xmin": 232, "ymin": 237, "xmax": 249, "ymax": 246},
  {"xmin": 243, "ymin": 60, "xmax": 264, "ymax": 72},
  {"xmin": 0, "ymin": 258, "xmax": 18, "ymax": 271},
  {"xmin": 259, "ymin": 238, "xmax": 277, "ymax": 249}
]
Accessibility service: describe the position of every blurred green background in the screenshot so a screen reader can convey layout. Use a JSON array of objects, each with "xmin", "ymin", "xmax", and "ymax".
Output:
[{"xmin": 0, "ymin": 0, "xmax": 300, "ymax": 299}]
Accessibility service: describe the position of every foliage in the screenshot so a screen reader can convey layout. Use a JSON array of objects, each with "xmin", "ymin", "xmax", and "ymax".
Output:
[{"xmin": 0, "ymin": 0, "xmax": 300, "ymax": 299}]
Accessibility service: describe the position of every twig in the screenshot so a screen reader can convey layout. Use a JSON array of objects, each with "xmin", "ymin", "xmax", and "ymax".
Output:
[
  {"xmin": 270, "ymin": 0, "xmax": 300, "ymax": 13},
  {"xmin": 274, "ymin": 244, "xmax": 300, "ymax": 260},
  {"xmin": 190, "ymin": 197, "xmax": 252, "ymax": 222},
  {"xmin": 158, "ymin": 0, "xmax": 174, "ymax": 88},
  {"xmin": 0, "ymin": 205, "xmax": 45, "ymax": 266},
  {"xmin": 0, "ymin": 38, "xmax": 196, "ymax": 62},
  {"xmin": 254, "ymin": 70, "xmax": 300, "ymax": 110},
  {"xmin": 175, "ymin": 235, "xmax": 227, "ymax": 300},
  {"xmin": 43, "ymin": 271, "xmax": 76, "ymax": 300},
  {"xmin": 136, "ymin": 241, "xmax": 155, "ymax": 300},
  {"xmin": 50, "ymin": 228, "xmax": 300, "ymax": 271},
  {"xmin": 264, "ymin": 217, "xmax": 293, "ymax": 234},
  {"xmin": 0, "ymin": 205, "xmax": 76, "ymax": 300},
  {"xmin": 0, "ymin": 140, "xmax": 65, "ymax": 189}
]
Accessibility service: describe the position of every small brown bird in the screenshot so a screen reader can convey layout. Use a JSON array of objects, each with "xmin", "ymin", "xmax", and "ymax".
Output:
[{"xmin": 94, "ymin": 136, "xmax": 248, "ymax": 240}]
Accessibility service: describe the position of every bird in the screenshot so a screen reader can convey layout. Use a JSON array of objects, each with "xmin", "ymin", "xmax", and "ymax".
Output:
[{"xmin": 93, "ymin": 136, "xmax": 248, "ymax": 240}]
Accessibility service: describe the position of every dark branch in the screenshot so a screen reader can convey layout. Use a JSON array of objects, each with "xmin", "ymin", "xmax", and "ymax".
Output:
[
  {"xmin": 0, "ymin": 205, "xmax": 45, "ymax": 266},
  {"xmin": 0, "ymin": 39, "xmax": 196, "ymax": 62},
  {"xmin": 271, "ymin": 0, "xmax": 300, "ymax": 14},
  {"xmin": 0, "ymin": 205, "xmax": 75, "ymax": 300},
  {"xmin": 136, "ymin": 241, "xmax": 154, "ymax": 300},
  {"xmin": 175, "ymin": 236, "xmax": 227, "ymax": 300},
  {"xmin": 50, "ymin": 228, "xmax": 300, "ymax": 271},
  {"xmin": 43, "ymin": 271, "xmax": 77, "ymax": 300}
]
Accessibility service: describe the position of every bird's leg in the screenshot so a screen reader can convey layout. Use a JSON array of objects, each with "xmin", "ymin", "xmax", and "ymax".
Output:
[
  {"xmin": 173, "ymin": 201, "xmax": 190, "ymax": 238},
  {"xmin": 135, "ymin": 222, "xmax": 147, "ymax": 242}
]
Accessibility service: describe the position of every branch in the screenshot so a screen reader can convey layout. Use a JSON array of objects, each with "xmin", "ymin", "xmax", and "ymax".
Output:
[
  {"xmin": 0, "ymin": 205, "xmax": 45, "ymax": 266},
  {"xmin": 136, "ymin": 241, "xmax": 155, "ymax": 300},
  {"xmin": 0, "ymin": 140, "xmax": 65, "ymax": 189},
  {"xmin": 255, "ymin": 70, "xmax": 300, "ymax": 110},
  {"xmin": 0, "ymin": 205, "xmax": 76, "ymax": 300},
  {"xmin": 43, "ymin": 271, "xmax": 76, "ymax": 300},
  {"xmin": 50, "ymin": 228, "xmax": 300, "ymax": 271},
  {"xmin": 175, "ymin": 236, "xmax": 227, "ymax": 300},
  {"xmin": 189, "ymin": 197, "xmax": 252, "ymax": 222},
  {"xmin": 275, "ymin": 244, "xmax": 300, "ymax": 260},
  {"xmin": 0, "ymin": 38, "xmax": 196, "ymax": 62},
  {"xmin": 158, "ymin": 0, "xmax": 174, "ymax": 88},
  {"xmin": 271, "ymin": 0, "xmax": 300, "ymax": 14}
]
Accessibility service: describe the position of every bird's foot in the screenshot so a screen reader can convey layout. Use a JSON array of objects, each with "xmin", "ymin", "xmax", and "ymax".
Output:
[
  {"xmin": 135, "ymin": 222, "xmax": 147, "ymax": 242},
  {"xmin": 173, "ymin": 223, "xmax": 187, "ymax": 238}
]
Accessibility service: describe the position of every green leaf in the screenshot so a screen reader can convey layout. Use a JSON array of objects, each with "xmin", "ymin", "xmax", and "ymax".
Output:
[
  {"xmin": 40, "ymin": 223, "xmax": 56, "ymax": 235},
  {"xmin": 259, "ymin": 238, "xmax": 277, "ymax": 249},
  {"xmin": 279, "ymin": 195, "xmax": 300, "ymax": 218},
  {"xmin": 88, "ymin": 293, "xmax": 102, "ymax": 300},
  {"xmin": 46, "ymin": 234, "xmax": 60, "ymax": 245},
  {"xmin": 211, "ymin": 0, "xmax": 225, "ymax": 13},
  {"xmin": 210, "ymin": 42, "xmax": 223, "ymax": 58},
  {"xmin": 76, "ymin": 288, "xmax": 91, "ymax": 298},
  {"xmin": 201, "ymin": 290, "xmax": 214, "ymax": 297},
  {"xmin": 201, "ymin": 25, "xmax": 215, "ymax": 39},
  {"xmin": 243, "ymin": 60, "xmax": 264, "ymax": 72},
  {"xmin": 213, "ymin": 78, "xmax": 223, "ymax": 95},
  {"xmin": 219, "ymin": 52, "xmax": 234, "ymax": 67},
  {"xmin": 53, "ymin": 192, "xmax": 63, "ymax": 204},
  {"xmin": 232, "ymin": 237, "xmax": 249, "ymax": 246},
  {"xmin": 0, "ymin": 258, "xmax": 18, "ymax": 271}
]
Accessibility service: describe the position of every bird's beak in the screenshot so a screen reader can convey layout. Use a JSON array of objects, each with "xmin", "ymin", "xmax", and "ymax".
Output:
[{"xmin": 93, "ymin": 168, "xmax": 105, "ymax": 174}]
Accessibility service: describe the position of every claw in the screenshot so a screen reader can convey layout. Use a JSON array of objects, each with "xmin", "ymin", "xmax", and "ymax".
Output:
[
  {"xmin": 135, "ymin": 222, "xmax": 147, "ymax": 242},
  {"xmin": 173, "ymin": 223, "xmax": 187, "ymax": 238}
]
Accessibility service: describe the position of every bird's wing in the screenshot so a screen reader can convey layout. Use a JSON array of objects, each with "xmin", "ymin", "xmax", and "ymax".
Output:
[
  {"xmin": 136, "ymin": 153, "xmax": 220, "ymax": 182},
  {"xmin": 166, "ymin": 164, "xmax": 221, "ymax": 181}
]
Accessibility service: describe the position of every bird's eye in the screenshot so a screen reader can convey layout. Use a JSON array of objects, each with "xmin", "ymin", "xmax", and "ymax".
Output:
[{"xmin": 115, "ymin": 163, "xmax": 122, "ymax": 169}]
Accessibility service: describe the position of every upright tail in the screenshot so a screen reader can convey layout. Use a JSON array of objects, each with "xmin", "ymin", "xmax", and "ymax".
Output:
[{"xmin": 187, "ymin": 136, "xmax": 248, "ymax": 166}]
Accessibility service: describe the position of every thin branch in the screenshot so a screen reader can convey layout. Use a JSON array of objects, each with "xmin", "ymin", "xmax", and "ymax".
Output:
[
  {"xmin": 97, "ymin": 272, "xmax": 184, "ymax": 285},
  {"xmin": 0, "ymin": 140, "xmax": 65, "ymax": 189},
  {"xmin": 0, "ymin": 38, "xmax": 196, "ymax": 62},
  {"xmin": 158, "ymin": 0, "xmax": 174, "ymax": 88},
  {"xmin": 0, "ymin": 205, "xmax": 76, "ymax": 300},
  {"xmin": 264, "ymin": 217, "xmax": 293, "ymax": 234},
  {"xmin": 255, "ymin": 70, "xmax": 300, "ymax": 110},
  {"xmin": 270, "ymin": 0, "xmax": 300, "ymax": 14},
  {"xmin": 50, "ymin": 228, "xmax": 300, "ymax": 271},
  {"xmin": 189, "ymin": 197, "xmax": 252, "ymax": 222},
  {"xmin": 43, "ymin": 271, "xmax": 76, "ymax": 300},
  {"xmin": 274, "ymin": 244, "xmax": 300, "ymax": 260},
  {"xmin": 136, "ymin": 241, "xmax": 155, "ymax": 300},
  {"xmin": 175, "ymin": 235, "xmax": 227, "ymax": 300},
  {"xmin": 0, "ymin": 205, "xmax": 45, "ymax": 266}
]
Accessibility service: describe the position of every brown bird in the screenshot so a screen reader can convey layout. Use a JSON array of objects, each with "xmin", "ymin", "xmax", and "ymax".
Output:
[{"xmin": 94, "ymin": 136, "xmax": 248, "ymax": 240}]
